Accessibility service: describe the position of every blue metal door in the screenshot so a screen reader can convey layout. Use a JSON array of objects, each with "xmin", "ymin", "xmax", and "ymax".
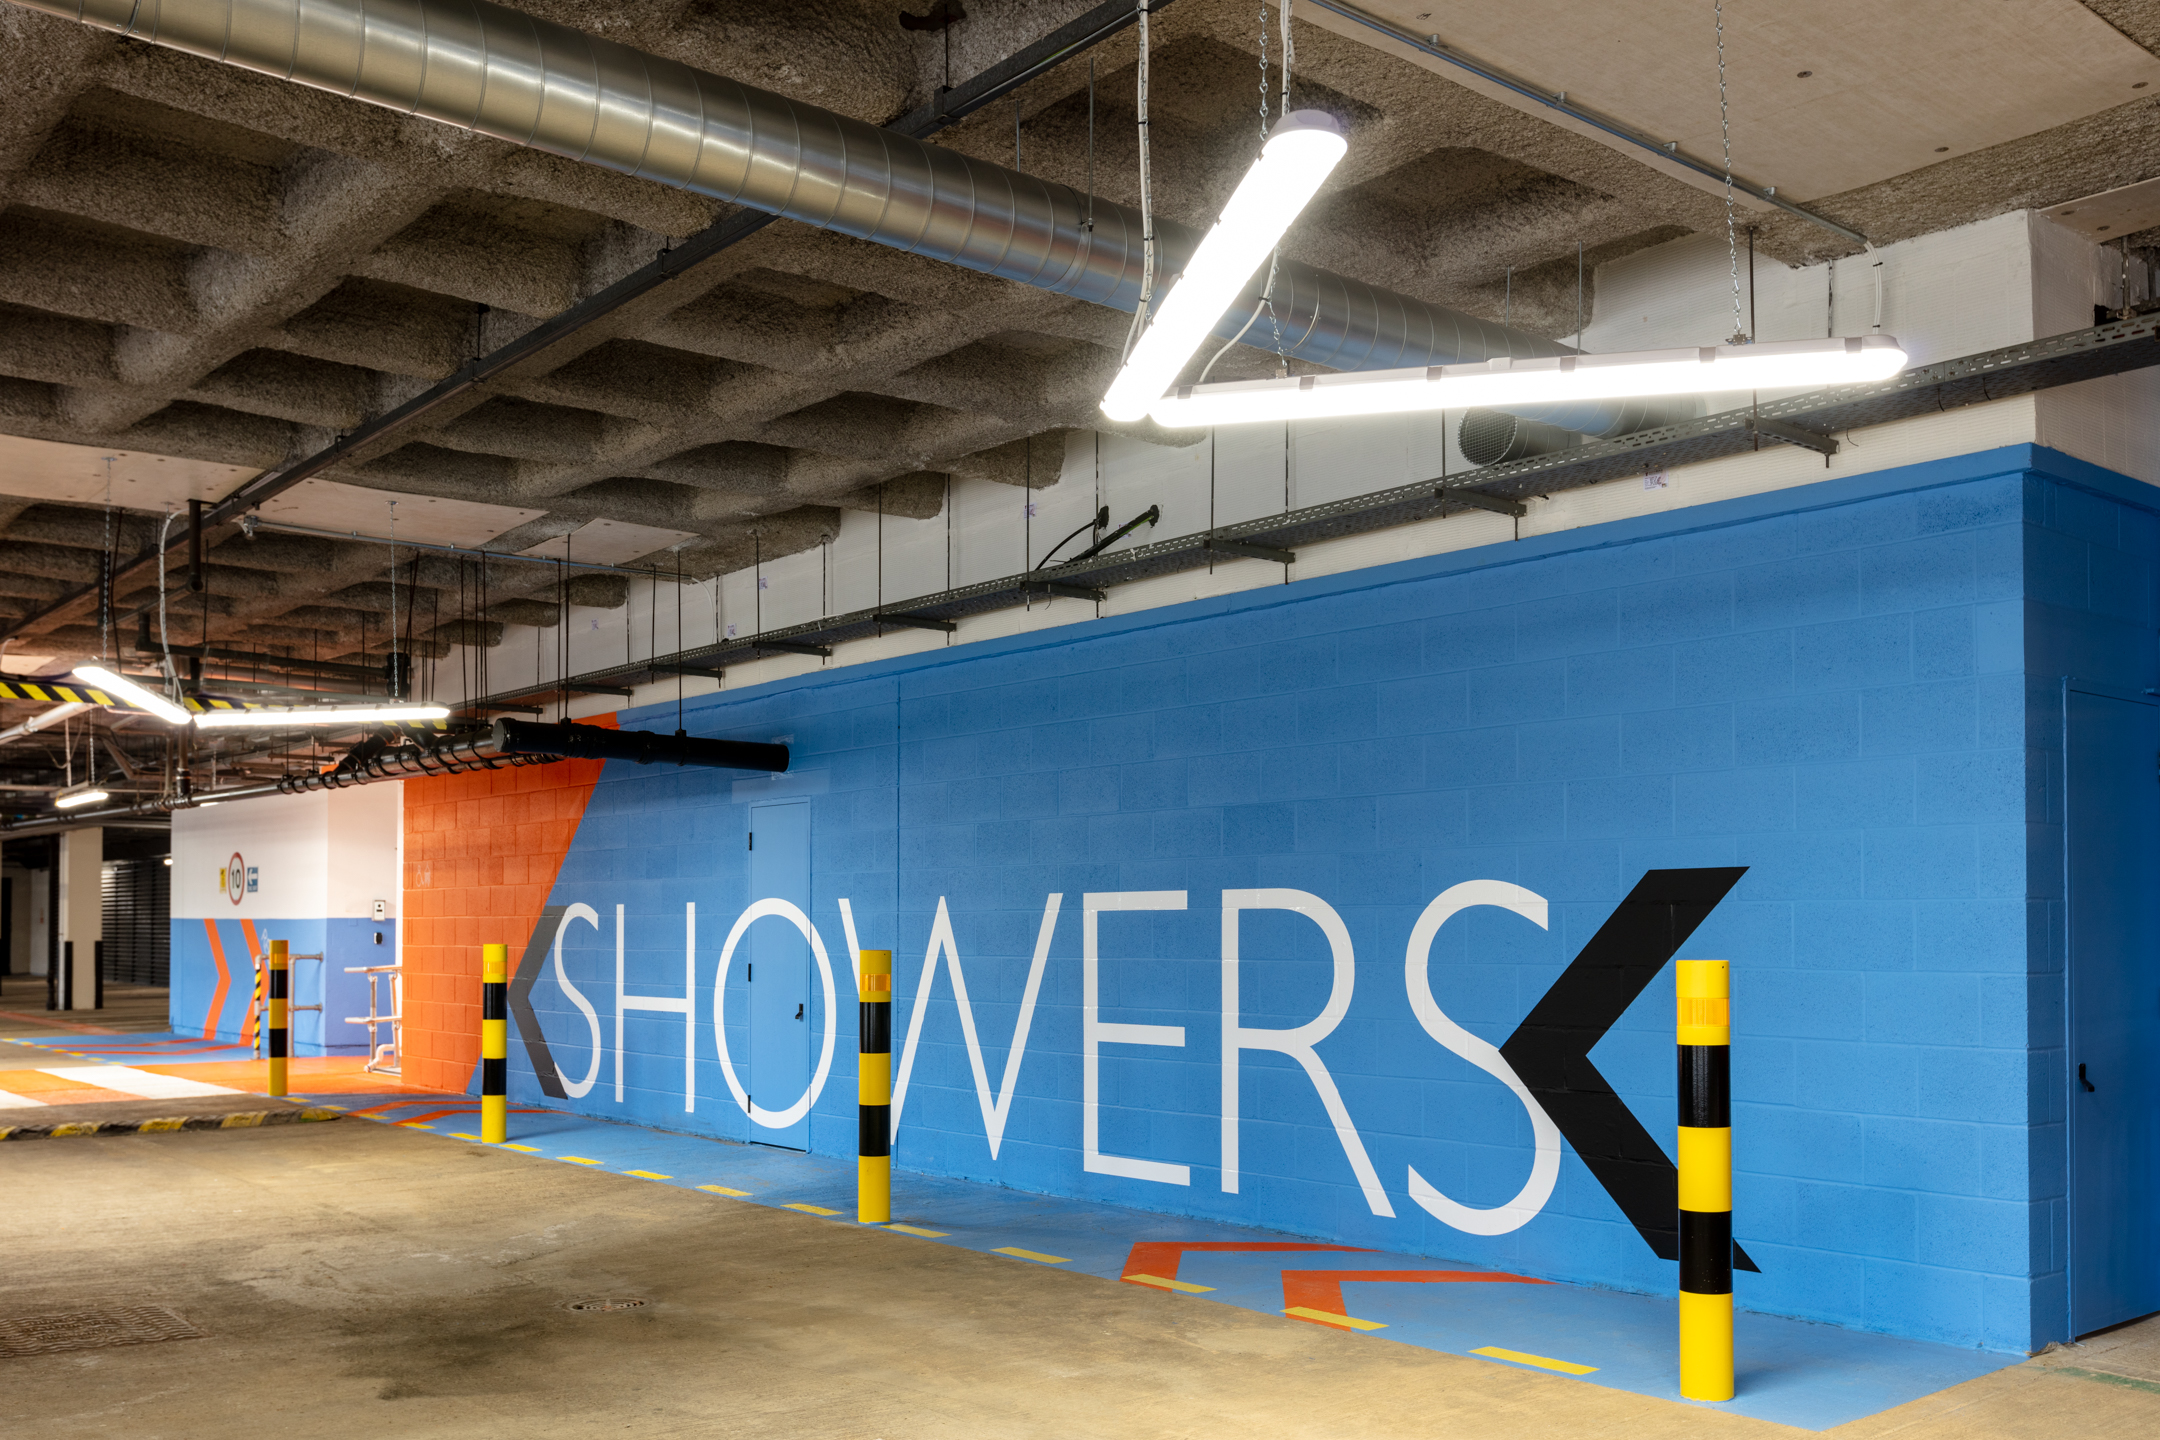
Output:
[
  {"xmin": 747, "ymin": 800, "xmax": 813, "ymax": 1150},
  {"xmin": 2066, "ymin": 688, "xmax": 2160, "ymax": 1334}
]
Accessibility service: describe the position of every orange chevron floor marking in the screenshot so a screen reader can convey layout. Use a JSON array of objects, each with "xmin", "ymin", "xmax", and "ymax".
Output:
[{"xmin": 1118, "ymin": 1240, "xmax": 1374, "ymax": 1290}]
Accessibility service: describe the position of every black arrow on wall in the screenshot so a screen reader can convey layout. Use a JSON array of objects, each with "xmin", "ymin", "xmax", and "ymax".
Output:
[
  {"xmin": 507, "ymin": 904, "xmax": 570, "ymax": 1099},
  {"xmin": 1500, "ymin": 867, "xmax": 1760, "ymax": 1272}
]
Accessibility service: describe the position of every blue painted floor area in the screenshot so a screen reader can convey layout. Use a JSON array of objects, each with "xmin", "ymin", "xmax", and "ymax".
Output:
[
  {"xmin": 3, "ymin": 1030, "xmax": 256, "ymax": 1061},
  {"xmin": 266, "ymin": 1087, "xmax": 2018, "ymax": 1432}
]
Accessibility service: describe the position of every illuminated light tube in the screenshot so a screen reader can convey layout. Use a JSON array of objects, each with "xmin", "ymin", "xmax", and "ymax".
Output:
[
  {"xmin": 193, "ymin": 704, "xmax": 451, "ymax": 728},
  {"xmin": 54, "ymin": 786, "xmax": 111, "ymax": 810},
  {"xmin": 1100, "ymin": 110, "xmax": 1349, "ymax": 424},
  {"xmin": 73, "ymin": 665, "xmax": 191, "ymax": 725},
  {"xmin": 1147, "ymin": 335, "xmax": 1910, "ymax": 428}
]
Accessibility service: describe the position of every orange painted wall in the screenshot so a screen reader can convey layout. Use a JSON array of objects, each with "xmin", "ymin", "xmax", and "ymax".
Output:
[{"xmin": 399, "ymin": 718, "xmax": 615, "ymax": 1093}]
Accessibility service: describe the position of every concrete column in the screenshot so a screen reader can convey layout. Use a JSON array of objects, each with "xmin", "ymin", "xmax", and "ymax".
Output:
[{"xmin": 56, "ymin": 828, "xmax": 102, "ymax": 1010}]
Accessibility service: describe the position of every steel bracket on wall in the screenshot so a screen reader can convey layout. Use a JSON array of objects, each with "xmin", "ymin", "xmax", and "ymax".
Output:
[
  {"xmin": 874, "ymin": 613, "xmax": 959, "ymax": 633},
  {"xmin": 651, "ymin": 663, "xmax": 729, "ymax": 681},
  {"xmin": 1205, "ymin": 537, "xmax": 1297, "ymax": 565},
  {"xmin": 753, "ymin": 640, "xmax": 833, "ymax": 658},
  {"xmin": 1745, "ymin": 416, "xmax": 1840, "ymax": 455},
  {"xmin": 1021, "ymin": 580, "xmax": 1107, "ymax": 603},
  {"xmin": 1438, "ymin": 487, "xmax": 1528, "ymax": 518}
]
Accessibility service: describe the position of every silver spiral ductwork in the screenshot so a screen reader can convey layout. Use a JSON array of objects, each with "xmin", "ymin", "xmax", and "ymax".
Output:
[
  {"xmin": 19, "ymin": 0, "xmax": 1667, "ymax": 438},
  {"xmin": 1457, "ymin": 395, "xmax": 1704, "ymax": 465}
]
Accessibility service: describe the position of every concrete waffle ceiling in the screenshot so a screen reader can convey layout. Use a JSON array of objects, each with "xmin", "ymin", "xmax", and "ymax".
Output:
[{"xmin": 3, "ymin": 0, "xmax": 2160, "ymax": 713}]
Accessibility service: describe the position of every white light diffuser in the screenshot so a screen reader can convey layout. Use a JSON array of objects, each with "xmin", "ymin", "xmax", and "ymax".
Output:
[
  {"xmin": 1100, "ymin": 110, "xmax": 1348, "ymax": 423},
  {"xmin": 54, "ymin": 786, "xmax": 110, "ymax": 810},
  {"xmin": 193, "ymin": 704, "xmax": 451, "ymax": 729},
  {"xmin": 1147, "ymin": 335, "xmax": 1911, "ymax": 428},
  {"xmin": 73, "ymin": 665, "xmax": 189, "ymax": 724}
]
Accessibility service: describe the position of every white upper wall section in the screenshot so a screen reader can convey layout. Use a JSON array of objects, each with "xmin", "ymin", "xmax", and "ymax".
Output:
[
  {"xmin": 172, "ymin": 784, "xmax": 401, "ymax": 921},
  {"xmin": 411, "ymin": 208, "xmax": 2148, "ymax": 718}
]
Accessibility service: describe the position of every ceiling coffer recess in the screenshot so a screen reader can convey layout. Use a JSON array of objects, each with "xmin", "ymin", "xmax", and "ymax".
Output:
[{"xmin": 19, "ymin": 0, "xmax": 1675, "ymax": 440}]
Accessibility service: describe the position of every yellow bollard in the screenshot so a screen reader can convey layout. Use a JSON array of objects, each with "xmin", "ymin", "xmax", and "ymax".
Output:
[
  {"xmin": 480, "ymin": 943, "xmax": 508, "ymax": 1144},
  {"xmin": 858, "ymin": 949, "xmax": 892, "ymax": 1224},
  {"xmin": 265, "ymin": 939, "xmax": 289, "ymax": 1097},
  {"xmin": 1677, "ymin": 959, "xmax": 1734, "ymax": 1402}
]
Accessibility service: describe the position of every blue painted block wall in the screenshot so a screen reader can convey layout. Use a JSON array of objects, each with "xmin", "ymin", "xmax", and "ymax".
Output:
[
  {"xmin": 508, "ymin": 444, "xmax": 2158, "ymax": 1353},
  {"xmin": 169, "ymin": 917, "xmax": 392, "ymax": 1054}
]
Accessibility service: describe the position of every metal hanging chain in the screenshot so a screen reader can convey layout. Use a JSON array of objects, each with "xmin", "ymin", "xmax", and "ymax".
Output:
[
  {"xmin": 1195, "ymin": 8, "xmax": 1282, "ymax": 387},
  {"xmin": 1122, "ymin": 0, "xmax": 1155, "ymax": 361},
  {"xmin": 1718, "ymin": 0, "xmax": 1745, "ymax": 345}
]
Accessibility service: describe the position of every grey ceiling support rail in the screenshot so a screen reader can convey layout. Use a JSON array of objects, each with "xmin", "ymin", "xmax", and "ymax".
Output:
[
  {"xmin": 1301, "ymin": 0, "xmax": 1870, "ymax": 248},
  {"xmin": 0, "ymin": 0, "xmax": 1178, "ymax": 644}
]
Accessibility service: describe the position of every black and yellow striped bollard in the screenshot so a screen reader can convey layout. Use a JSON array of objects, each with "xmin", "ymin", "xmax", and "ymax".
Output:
[
  {"xmin": 1677, "ymin": 959, "xmax": 1733, "ymax": 1402},
  {"xmin": 481, "ymin": 943, "xmax": 509, "ymax": 1144},
  {"xmin": 265, "ymin": 939, "xmax": 289, "ymax": 1097},
  {"xmin": 858, "ymin": 949, "xmax": 892, "ymax": 1224}
]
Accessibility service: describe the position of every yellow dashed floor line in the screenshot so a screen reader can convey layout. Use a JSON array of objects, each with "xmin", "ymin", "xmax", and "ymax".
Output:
[
  {"xmin": 994, "ymin": 1247, "xmax": 1070, "ymax": 1264},
  {"xmin": 1471, "ymin": 1345, "xmax": 1598, "ymax": 1375}
]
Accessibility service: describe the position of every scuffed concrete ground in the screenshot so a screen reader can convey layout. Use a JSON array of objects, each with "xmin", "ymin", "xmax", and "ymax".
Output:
[{"xmin": 1, "ymin": 1117, "xmax": 2154, "ymax": 1439}]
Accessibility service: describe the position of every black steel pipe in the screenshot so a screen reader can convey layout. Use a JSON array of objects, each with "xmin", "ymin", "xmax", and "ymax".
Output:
[{"xmin": 492, "ymin": 719, "xmax": 789, "ymax": 772}]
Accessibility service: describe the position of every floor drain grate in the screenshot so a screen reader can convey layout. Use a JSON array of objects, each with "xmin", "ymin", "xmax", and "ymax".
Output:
[
  {"xmin": 0, "ymin": 1305, "xmax": 203, "ymax": 1357},
  {"xmin": 565, "ymin": 1298, "xmax": 649, "ymax": 1313}
]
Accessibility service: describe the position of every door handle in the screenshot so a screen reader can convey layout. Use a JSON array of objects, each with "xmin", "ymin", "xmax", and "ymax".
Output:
[
  {"xmin": 794, "ymin": 1003, "xmax": 804, "ymax": 1021},
  {"xmin": 2079, "ymin": 1063, "xmax": 2096, "ymax": 1092}
]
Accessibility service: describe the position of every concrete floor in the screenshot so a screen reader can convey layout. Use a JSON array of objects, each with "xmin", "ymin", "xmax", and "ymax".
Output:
[
  {"xmin": 3, "ymin": 1000, "xmax": 2156, "ymax": 1438},
  {"xmin": 0, "ymin": 982, "xmax": 173, "ymax": 1033},
  {"xmin": 0, "ymin": 1117, "xmax": 2151, "ymax": 1439}
]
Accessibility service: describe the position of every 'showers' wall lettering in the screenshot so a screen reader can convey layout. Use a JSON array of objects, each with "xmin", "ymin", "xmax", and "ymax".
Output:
[{"xmin": 509, "ymin": 868, "xmax": 1746, "ymax": 1260}]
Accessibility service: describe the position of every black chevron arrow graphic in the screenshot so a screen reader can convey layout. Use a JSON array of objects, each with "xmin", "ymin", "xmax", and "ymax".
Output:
[
  {"xmin": 507, "ymin": 904, "xmax": 570, "ymax": 1100},
  {"xmin": 1500, "ymin": 867, "xmax": 1760, "ymax": 1272}
]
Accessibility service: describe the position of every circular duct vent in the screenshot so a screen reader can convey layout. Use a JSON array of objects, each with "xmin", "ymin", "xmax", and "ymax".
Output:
[{"xmin": 1457, "ymin": 409, "xmax": 1583, "ymax": 467}]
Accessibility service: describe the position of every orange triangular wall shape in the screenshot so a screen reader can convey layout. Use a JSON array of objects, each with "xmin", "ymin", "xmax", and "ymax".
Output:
[{"xmin": 399, "ymin": 714, "xmax": 617, "ymax": 1093}]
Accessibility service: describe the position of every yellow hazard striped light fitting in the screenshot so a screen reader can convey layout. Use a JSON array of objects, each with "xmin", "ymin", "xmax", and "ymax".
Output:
[{"xmin": 72, "ymin": 665, "xmax": 189, "ymax": 724}]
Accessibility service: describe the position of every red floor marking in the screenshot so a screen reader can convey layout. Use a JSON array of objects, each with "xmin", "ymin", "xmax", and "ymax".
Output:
[
  {"xmin": 1279, "ymin": 1268, "xmax": 1550, "ymax": 1328},
  {"xmin": 1119, "ymin": 1241, "xmax": 1375, "ymax": 1287}
]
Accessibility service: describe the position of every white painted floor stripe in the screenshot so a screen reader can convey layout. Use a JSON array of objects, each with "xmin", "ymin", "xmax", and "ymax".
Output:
[
  {"xmin": 38, "ymin": 1066, "xmax": 240, "ymax": 1099},
  {"xmin": 0, "ymin": 1089, "xmax": 49, "ymax": 1109}
]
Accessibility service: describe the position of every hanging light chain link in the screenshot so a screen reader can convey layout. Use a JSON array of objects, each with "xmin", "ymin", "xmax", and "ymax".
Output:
[{"xmin": 1718, "ymin": 0, "xmax": 1745, "ymax": 345}]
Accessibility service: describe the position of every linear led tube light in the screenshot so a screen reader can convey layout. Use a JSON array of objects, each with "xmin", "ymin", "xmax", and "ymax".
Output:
[
  {"xmin": 1100, "ymin": 110, "xmax": 1349, "ymax": 423},
  {"xmin": 1148, "ymin": 335, "xmax": 1911, "ymax": 428},
  {"xmin": 193, "ymin": 704, "xmax": 452, "ymax": 729},
  {"xmin": 73, "ymin": 665, "xmax": 190, "ymax": 725},
  {"xmin": 54, "ymin": 785, "xmax": 110, "ymax": 810}
]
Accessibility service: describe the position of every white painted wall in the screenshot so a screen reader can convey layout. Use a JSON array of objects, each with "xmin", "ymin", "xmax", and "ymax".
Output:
[
  {"xmin": 172, "ymin": 786, "xmax": 400, "ymax": 921},
  {"xmin": 408, "ymin": 207, "xmax": 2145, "ymax": 716}
]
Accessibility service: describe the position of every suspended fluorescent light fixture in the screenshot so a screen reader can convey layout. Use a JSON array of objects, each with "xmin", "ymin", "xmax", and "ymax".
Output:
[
  {"xmin": 73, "ymin": 665, "xmax": 190, "ymax": 725},
  {"xmin": 193, "ymin": 704, "xmax": 451, "ymax": 729},
  {"xmin": 1148, "ymin": 335, "xmax": 1911, "ymax": 428},
  {"xmin": 54, "ymin": 784, "xmax": 110, "ymax": 811},
  {"xmin": 1100, "ymin": 110, "xmax": 1349, "ymax": 424}
]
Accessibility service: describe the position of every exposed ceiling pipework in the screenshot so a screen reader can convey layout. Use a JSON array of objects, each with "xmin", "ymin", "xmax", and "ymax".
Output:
[{"xmin": 19, "ymin": 0, "xmax": 1660, "ymax": 439}]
